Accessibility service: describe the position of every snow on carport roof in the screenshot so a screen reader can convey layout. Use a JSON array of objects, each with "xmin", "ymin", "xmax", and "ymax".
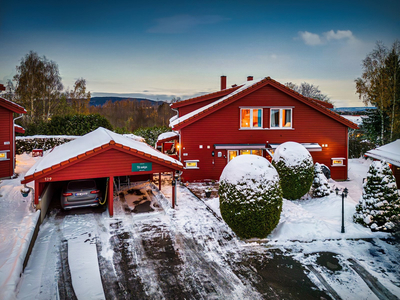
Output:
[
  {"xmin": 365, "ymin": 139, "xmax": 400, "ymax": 167},
  {"xmin": 25, "ymin": 127, "xmax": 182, "ymax": 178}
]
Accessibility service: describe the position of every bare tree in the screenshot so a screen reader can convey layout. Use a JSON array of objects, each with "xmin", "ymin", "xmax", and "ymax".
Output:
[
  {"xmin": 285, "ymin": 82, "xmax": 332, "ymax": 104},
  {"xmin": 68, "ymin": 78, "xmax": 91, "ymax": 114}
]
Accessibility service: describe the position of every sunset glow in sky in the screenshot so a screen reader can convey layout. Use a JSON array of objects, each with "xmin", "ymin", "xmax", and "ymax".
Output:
[{"xmin": 1, "ymin": 0, "xmax": 399, "ymax": 106}]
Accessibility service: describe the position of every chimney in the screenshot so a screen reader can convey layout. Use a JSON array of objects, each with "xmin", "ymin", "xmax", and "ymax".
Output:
[
  {"xmin": 221, "ymin": 75, "xmax": 227, "ymax": 90},
  {"xmin": 247, "ymin": 76, "xmax": 253, "ymax": 81}
]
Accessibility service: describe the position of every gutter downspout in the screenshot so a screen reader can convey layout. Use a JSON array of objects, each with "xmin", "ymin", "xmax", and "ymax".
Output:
[
  {"xmin": 13, "ymin": 115, "xmax": 23, "ymax": 175},
  {"xmin": 170, "ymin": 107, "xmax": 182, "ymax": 163}
]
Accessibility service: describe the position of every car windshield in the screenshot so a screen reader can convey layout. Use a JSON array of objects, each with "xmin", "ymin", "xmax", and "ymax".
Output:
[{"xmin": 67, "ymin": 180, "xmax": 96, "ymax": 191}]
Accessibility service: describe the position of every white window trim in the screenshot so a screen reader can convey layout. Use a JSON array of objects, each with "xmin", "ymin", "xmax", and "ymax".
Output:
[
  {"xmin": 270, "ymin": 108, "xmax": 293, "ymax": 129},
  {"xmin": 331, "ymin": 157, "xmax": 345, "ymax": 167},
  {"xmin": 184, "ymin": 160, "xmax": 199, "ymax": 169},
  {"xmin": 0, "ymin": 151, "xmax": 9, "ymax": 161},
  {"xmin": 240, "ymin": 108, "xmax": 263, "ymax": 129}
]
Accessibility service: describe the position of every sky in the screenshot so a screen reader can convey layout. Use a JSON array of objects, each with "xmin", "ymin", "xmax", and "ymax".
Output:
[{"xmin": 0, "ymin": 0, "xmax": 399, "ymax": 107}]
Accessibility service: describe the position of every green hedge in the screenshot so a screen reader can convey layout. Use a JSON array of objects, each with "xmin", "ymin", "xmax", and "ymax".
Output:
[
  {"xmin": 16, "ymin": 136, "xmax": 77, "ymax": 155},
  {"xmin": 219, "ymin": 177, "xmax": 283, "ymax": 239},
  {"xmin": 273, "ymin": 160, "xmax": 314, "ymax": 200},
  {"xmin": 23, "ymin": 114, "xmax": 113, "ymax": 136}
]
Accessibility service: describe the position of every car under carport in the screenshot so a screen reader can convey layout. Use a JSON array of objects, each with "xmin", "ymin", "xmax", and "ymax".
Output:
[{"xmin": 21, "ymin": 127, "xmax": 183, "ymax": 217}]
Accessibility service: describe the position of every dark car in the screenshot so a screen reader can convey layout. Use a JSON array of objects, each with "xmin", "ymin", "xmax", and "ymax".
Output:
[{"xmin": 61, "ymin": 179, "xmax": 102, "ymax": 210}]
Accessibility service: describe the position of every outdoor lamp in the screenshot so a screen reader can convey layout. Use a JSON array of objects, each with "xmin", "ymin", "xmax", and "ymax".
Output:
[{"xmin": 336, "ymin": 187, "xmax": 349, "ymax": 233}]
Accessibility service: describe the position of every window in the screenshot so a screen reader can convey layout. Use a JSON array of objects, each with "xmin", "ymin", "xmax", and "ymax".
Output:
[
  {"xmin": 331, "ymin": 158, "xmax": 345, "ymax": 166},
  {"xmin": 241, "ymin": 108, "xmax": 262, "ymax": 128},
  {"xmin": 239, "ymin": 149, "xmax": 263, "ymax": 156},
  {"xmin": 0, "ymin": 152, "xmax": 7, "ymax": 161},
  {"xmin": 228, "ymin": 150, "xmax": 238, "ymax": 161},
  {"xmin": 270, "ymin": 108, "xmax": 292, "ymax": 128},
  {"xmin": 185, "ymin": 160, "xmax": 199, "ymax": 169},
  {"xmin": 229, "ymin": 149, "xmax": 263, "ymax": 161}
]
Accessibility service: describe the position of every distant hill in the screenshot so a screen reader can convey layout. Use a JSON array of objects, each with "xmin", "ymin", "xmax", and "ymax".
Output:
[{"xmin": 90, "ymin": 97, "xmax": 165, "ymax": 107}]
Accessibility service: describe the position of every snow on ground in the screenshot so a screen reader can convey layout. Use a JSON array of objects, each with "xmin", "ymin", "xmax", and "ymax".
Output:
[
  {"xmin": 0, "ymin": 154, "xmax": 40, "ymax": 300},
  {"xmin": 2, "ymin": 154, "xmax": 400, "ymax": 299}
]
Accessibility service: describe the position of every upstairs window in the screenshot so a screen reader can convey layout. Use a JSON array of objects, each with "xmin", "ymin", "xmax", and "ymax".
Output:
[
  {"xmin": 270, "ymin": 108, "xmax": 292, "ymax": 128},
  {"xmin": 241, "ymin": 108, "xmax": 262, "ymax": 129}
]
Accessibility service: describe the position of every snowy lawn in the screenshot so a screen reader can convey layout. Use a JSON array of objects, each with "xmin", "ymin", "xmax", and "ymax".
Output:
[{"xmin": 202, "ymin": 157, "xmax": 388, "ymax": 242}]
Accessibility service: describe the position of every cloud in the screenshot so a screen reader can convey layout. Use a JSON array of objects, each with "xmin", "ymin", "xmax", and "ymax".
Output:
[
  {"xmin": 298, "ymin": 30, "xmax": 356, "ymax": 46},
  {"xmin": 147, "ymin": 14, "xmax": 230, "ymax": 34},
  {"xmin": 298, "ymin": 31, "xmax": 323, "ymax": 46},
  {"xmin": 325, "ymin": 30, "xmax": 355, "ymax": 41}
]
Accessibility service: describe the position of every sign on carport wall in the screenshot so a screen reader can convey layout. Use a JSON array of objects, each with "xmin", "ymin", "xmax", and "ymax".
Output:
[{"xmin": 132, "ymin": 162, "xmax": 152, "ymax": 172}]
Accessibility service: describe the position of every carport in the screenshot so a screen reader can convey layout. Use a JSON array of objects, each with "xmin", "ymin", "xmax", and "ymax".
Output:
[{"xmin": 21, "ymin": 127, "xmax": 183, "ymax": 217}]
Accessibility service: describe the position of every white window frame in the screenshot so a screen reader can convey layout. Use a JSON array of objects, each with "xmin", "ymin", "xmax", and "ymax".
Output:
[
  {"xmin": 331, "ymin": 157, "xmax": 345, "ymax": 167},
  {"xmin": 240, "ymin": 108, "xmax": 263, "ymax": 129},
  {"xmin": 0, "ymin": 151, "xmax": 9, "ymax": 161},
  {"xmin": 270, "ymin": 108, "xmax": 292, "ymax": 129},
  {"xmin": 184, "ymin": 160, "xmax": 199, "ymax": 169}
]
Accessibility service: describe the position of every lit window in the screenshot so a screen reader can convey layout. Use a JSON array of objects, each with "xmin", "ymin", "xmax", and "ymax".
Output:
[
  {"xmin": 331, "ymin": 158, "xmax": 345, "ymax": 166},
  {"xmin": 0, "ymin": 152, "xmax": 6, "ymax": 160},
  {"xmin": 228, "ymin": 150, "xmax": 238, "ymax": 161},
  {"xmin": 270, "ymin": 108, "xmax": 292, "ymax": 128},
  {"xmin": 239, "ymin": 149, "xmax": 263, "ymax": 156},
  {"xmin": 251, "ymin": 149, "xmax": 263, "ymax": 156},
  {"xmin": 185, "ymin": 161, "xmax": 199, "ymax": 169},
  {"xmin": 241, "ymin": 108, "xmax": 262, "ymax": 128}
]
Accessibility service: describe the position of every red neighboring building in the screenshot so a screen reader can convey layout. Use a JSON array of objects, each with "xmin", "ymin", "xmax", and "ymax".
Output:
[
  {"xmin": 0, "ymin": 96, "xmax": 26, "ymax": 178},
  {"xmin": 163, "ymin": 76, "xmax": 358, "ymax": 182}
]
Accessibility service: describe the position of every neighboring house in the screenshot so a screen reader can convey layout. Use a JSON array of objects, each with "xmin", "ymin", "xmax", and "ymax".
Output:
[
  {"xmin": 0, "ymin": 96, "xmax": 26, "ymax": 178},
  {"xmin": 365, "ymin": 139, "xmax": 400, "ymax": 187},
  {"xmin": 159, "ymin": 76, "xmax": 358, "ymax": 182}
]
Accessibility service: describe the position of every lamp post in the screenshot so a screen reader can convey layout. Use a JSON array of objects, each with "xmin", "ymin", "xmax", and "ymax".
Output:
[{"xmin": 335, "ymin": 187, "xmax": 348, "ymax": 233}]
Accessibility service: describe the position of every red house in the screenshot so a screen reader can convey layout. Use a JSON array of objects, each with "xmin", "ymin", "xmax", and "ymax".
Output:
[
  {"xmin": 162, "ymin": 76, "xmax": 358, "ymax": 182},
  {"xmin": 0, "ymin": 95, "xmax": 26, "ymax": 179}
]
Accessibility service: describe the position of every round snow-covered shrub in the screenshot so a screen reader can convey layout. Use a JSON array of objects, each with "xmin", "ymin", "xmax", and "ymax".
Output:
[
  {"xmin": 272, "ymin": 142, "xmax": 314, "ymax": 200},
  {"xmin": 353, "ymin": 160, "xmax": 400, "ymax": 231},
  {"xmin": 218, "ymin": 155, "xmax": 283, "ymax": 239},
  {"xmin": 311, "ymin": 163, "xmax": 331, "ymax": 198}
]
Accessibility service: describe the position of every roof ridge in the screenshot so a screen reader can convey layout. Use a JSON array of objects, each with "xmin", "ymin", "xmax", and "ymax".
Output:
[{"xmin": 171, "ymin": 76, "xmax": 358, "ymax": 130}]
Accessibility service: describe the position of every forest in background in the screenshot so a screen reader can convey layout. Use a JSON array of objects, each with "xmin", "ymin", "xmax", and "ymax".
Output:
[{"xmin": 89, "ymin": 98, "xmax": 175, "ymax": 132}]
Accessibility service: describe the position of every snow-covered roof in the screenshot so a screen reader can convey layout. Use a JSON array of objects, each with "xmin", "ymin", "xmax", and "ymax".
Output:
[
  {"xmin": 365, "ymin": 139, "xmax": 400, "ymax": 167},
  {"xmin": 157, "ymin": 131, "xmax": 179, "ymax": 142},
  {"xmin": 14, "ymin": 124, "xmax": 25, "ymax": 133},
  {"xmin": 170, "ymin": 78, "xmax": 263, "ymax": 127},
  {"xmin": 341, "ymin": 115, "xmax": 365, "ymax": 126},
  {"xmin": 25, "ymin": 127, "xmax": 182, "ymax": 178},
  {"xmin": 122, "ymin": 133, "xmax": 145, "ymax": 142},
  {"xmin": 0, "ymin": 97, "xmax": 26, "ymax": 114}
]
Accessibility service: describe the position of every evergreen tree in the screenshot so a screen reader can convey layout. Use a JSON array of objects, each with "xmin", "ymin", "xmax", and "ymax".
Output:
[
  {"xmin": 311, "ymin": 163, "xmax": 331, "ymax": 198},
  {"xmin": 353, "ymin": 161, "xmax": 400, "ymax": 231}
]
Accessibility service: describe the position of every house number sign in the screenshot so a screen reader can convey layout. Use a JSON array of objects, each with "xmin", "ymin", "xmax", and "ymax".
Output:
[{"xmin": 132, "ymin": 162, "xmax": 152, "ymax": 172}]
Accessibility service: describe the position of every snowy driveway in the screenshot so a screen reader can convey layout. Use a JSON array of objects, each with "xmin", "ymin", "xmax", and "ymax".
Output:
[{"xmin": 15, "ymin": 178, "xmax": 400, "ymax": 300}]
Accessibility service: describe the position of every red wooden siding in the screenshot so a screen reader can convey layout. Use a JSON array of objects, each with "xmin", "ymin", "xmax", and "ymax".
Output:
[
  {"xmin": 0, "ymin": 106, "xmax": 13, "ymax": 178},
  {"xmin": 178, "ymin": 85, "xmax": 349, "ymax": 182},
  {"xmin": 34, "ymin": 148, "xmax": 177, "ymax": 184},
  {"xmin": 178, "ymin": 97, "xmax": 222, "ymax": 117}
]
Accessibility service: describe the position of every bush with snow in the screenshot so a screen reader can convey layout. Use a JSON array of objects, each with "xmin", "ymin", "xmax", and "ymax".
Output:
[
  {"xmin": 353, "ymin": 161, "xmax": 400, "ymax": 231},
  {"xmin": 218, "ymin": 155, "xmax": 283, "ymax": 239},
  {"xmin": 311, "ymin": 163, "xmax": 331, "ymax": 198},
  {"xmin": 272, "ymin": 142, "xmax": 314, "ymax": 200}
]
